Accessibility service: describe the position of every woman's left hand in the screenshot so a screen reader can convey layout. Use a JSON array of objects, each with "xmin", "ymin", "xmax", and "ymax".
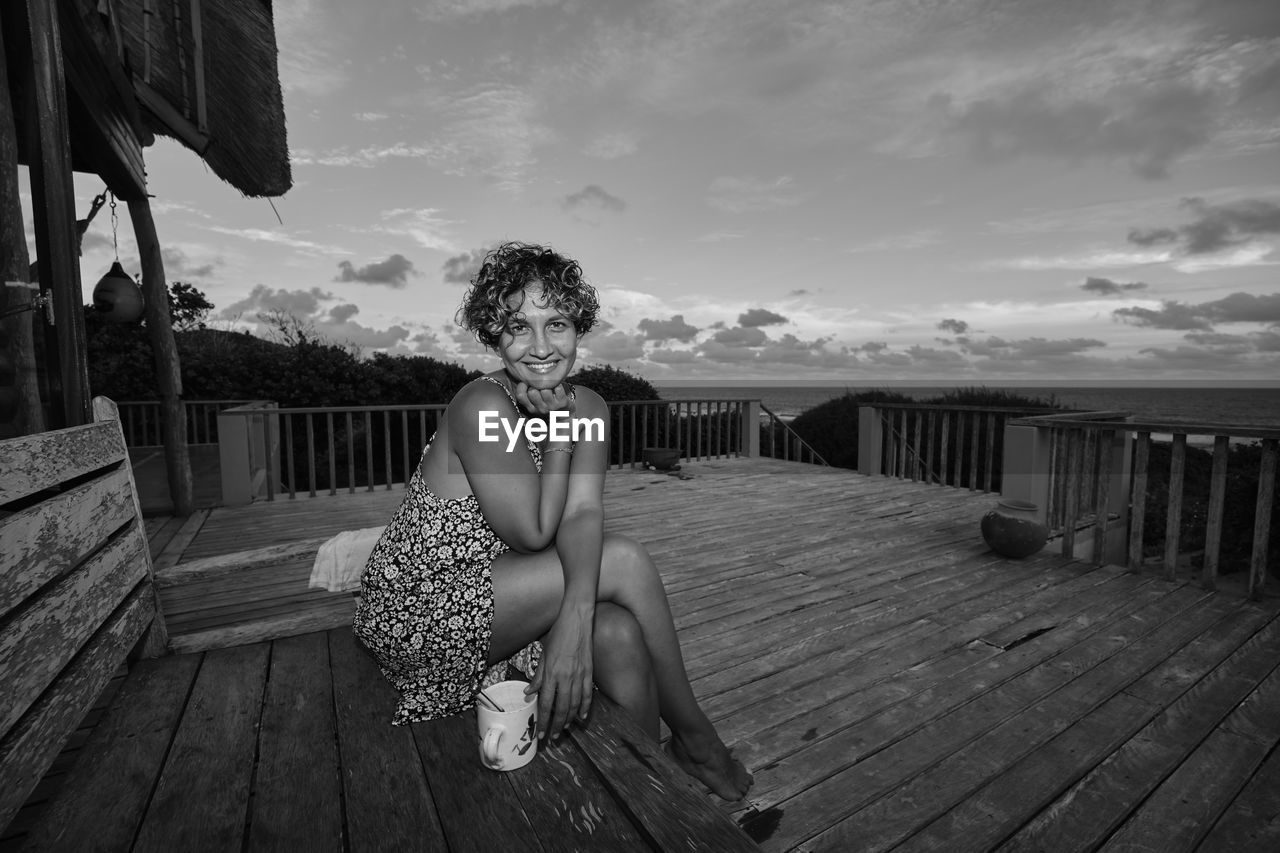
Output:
[
  {"xmin": 525, "ymin": 604, "xmax": 593, "ymax": 741},
  {"xmin": 515, "ymin": 382, "xmax": 575, "ymax": 416}
]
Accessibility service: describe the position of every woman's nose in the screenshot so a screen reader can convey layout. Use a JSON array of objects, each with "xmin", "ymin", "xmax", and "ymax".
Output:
[{"xmin": 529, "ymin": 328, "xmax": 551, "ymax": 356}]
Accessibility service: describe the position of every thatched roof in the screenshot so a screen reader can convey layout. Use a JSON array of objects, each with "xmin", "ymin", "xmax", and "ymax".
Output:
[{"xmin": 112, "ymin": 0, "xmax": 291, "ymax": 197}]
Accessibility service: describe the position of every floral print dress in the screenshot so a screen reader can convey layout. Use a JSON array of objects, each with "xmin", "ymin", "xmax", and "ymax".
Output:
[{"xmin": 353, "ymin": 377, "xmax": 542, "ymax": 724}]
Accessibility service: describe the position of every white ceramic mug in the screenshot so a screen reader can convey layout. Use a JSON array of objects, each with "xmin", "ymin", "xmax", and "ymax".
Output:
[{"xmin": 476, "ymin": 680, "xmax": 538, "ymax": 771}]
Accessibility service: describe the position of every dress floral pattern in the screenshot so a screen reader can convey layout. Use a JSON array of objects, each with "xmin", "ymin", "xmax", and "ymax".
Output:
[{"xmin": 353, "ymin": 378, "xmax": 542, "ymax": 724}]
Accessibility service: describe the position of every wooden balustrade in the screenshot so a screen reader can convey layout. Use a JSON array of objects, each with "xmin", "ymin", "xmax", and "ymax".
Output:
[
  {"xmin": 116, "ymin": 399, "xmax": 255, "ymax": 446},
  {"xmin": 758, "ymin": 403, "xmax": 828, "ymax": 465},
  {"xmin": 1008, "ymin": 413, "xmax": 1279, "ymax": 599},
  {"xmin": 214, "ymin": 398, "xmax": 773, "ymax": 504},
  {"xmin": 858, "ymin": 403, "xmax": 1059, "ymax": 492}
]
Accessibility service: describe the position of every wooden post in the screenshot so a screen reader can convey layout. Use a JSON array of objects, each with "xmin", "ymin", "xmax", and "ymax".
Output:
[
  {"xmin": 740, "ymin": 400, "xmax": 760, "ymax": 457},
  {"xmin": 218, "ymin": 405, "xmax": 254, "ymax": 506},
  {"xmin": 857, "ymin": 405, "xmax": 883, "ymax": 476},
  {"xmin": 26, "ymin": 0, "xmax": 90, "ymax": 426},
  {"xmin": 1202, "ymin": 435, "xmax": 1230, "ymax": 591},
  {"xmin": 127, "ymin": 196, "xmax": 194, "ymax": 516},
  {"xmin": 0, "ymin": 13, "xmax": 45, "ymax": 437},
  {"xmin": 999, "ymin": 422, "xmax": 1052, "ymax": 526}
]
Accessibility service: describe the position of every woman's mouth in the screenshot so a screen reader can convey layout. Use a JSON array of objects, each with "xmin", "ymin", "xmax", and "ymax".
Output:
[{"xmin": 523, "ymin": 360, "xmax": 559, "ymax": 374}]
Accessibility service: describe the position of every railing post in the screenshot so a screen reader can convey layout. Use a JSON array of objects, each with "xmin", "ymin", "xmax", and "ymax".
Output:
[
  {"xmin": 218, "ymin": 407, "xmax": 254, "ymax": 506},
  {"xmin": 1102, "ymin": 429, "xmax": 1132, "ymax": 567},
  {"xmin": 741, "ymin": 400, "xmax": 760, "ymax": 457},
  {"xmin": 858, "ymin": 406, "xmax": 883, "ymax": 476},
  {"xmin": 1001, "ymin": 422, "xmax": 1052, "ymax": 525}
]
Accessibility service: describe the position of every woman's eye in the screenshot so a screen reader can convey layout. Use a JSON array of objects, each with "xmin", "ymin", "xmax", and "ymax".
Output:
[{"xmin": 549, "ymin": 320, "xmax": 569, "ymax": 331}]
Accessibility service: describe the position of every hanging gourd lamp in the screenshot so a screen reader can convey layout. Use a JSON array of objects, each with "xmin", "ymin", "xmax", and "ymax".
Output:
[{"xmin": 92, "ymin": 193, "xmax": 145, "ymax": 323}]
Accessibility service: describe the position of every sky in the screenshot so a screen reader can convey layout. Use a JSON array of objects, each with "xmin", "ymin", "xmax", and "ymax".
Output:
[{"xmin": 54, "ymin": 0, "xmax": 1280, "ymax": 383}]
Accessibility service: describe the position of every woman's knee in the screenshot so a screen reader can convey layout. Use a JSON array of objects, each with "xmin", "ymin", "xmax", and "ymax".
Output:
[
  {"xmin": 593, "ymin": 603, "xmax": 649, "ymax": 669},
  {"xmin": 601, "ymin": 533, "xmax": 661, "ymax": 594}
]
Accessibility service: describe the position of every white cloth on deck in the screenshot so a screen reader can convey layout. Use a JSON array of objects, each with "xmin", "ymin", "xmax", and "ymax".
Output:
[{"xmin": 309, "ymin": 525, "xmax": 385, "ymax": 592}]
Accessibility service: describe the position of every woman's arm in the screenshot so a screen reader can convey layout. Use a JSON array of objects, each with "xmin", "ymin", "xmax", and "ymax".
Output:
[
  {"xmin": 450, "ymin": 380, "xmax": 574, "ymax": 553},
  {"xmin": 527, "ymin": 387, "xmax": 610, "ymax": 739}
]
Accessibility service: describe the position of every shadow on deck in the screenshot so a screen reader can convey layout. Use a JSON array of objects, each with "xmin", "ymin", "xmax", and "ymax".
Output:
[{"xmin": 124, "ymin": 458, "xmax": 1280, "ymax": 849}]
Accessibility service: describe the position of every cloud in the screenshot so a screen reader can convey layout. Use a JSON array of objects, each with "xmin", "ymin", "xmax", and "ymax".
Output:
[
  {"xmin": 738, "ymin": 308, "xmax": 788, "ymax": 327},
  {"xmin": 329, "ymin": 303, "xmax": 360, "ymax": 323},
  {"xmin": 561, "ymin": 185, "xmax": 627, "ymax": 222},
  {"xmin": 1113, "ymin": 302, "xmax": 1214, "ymax": 331},
  {"xmin": 375, "ymin": 208, "xmax": 457, "ymax": 252},
  {"xmin": 637, "ymin": 314, "xmax": 699, "ymax": 342},
  {"xmin": 936, "ymin": 318, "xmax": 969, "ymax": 334},
  {"xmin": 320, "ymin": 318, "xmax": 413, "ymax": 351},
  {"xmin": 160, "ymin": 246, "xmax": 217, "ymax": 279},
  {"xmin": 936, "ymin": 80, "xmax": 1216, "ymax": 179},
  {"xmin": 442, "ymin": 247, "xmax": 491, "ymax": 285},
  {"xmin": 582, "ymin": 133, "xmax": 638, "ymax": 160},
  {"xmin": 1113, "ymin": 292, "xmax": 1280, "ymax": 330},
  {"xmin": 1127, "ymin": 197, "xmax": 1280, "ymax": 255},
  {"xmin": 707, "ymin": 176, "xmax": 804, "ymax": 213},
  {"xmin": 693, "ymin": 230, "xmax": 744, "ymax": 243},
  {"xmin": 335, "ymin": 253, "xmax": 417, "ymax": 287},
  {"xmin": 964, "ymin": 336, "xmax": 1108, "ymax": 359},
  {"xmin": 416, "ymin": 0, "xmax": 563, "ymax": 21},
  {"xmin": 217, "ymin": 285, "xmax": 334, "ymax": 320},
  {"xmin": 709, "ymin": 326, "xmax": 769, "ymax": 347},
  {"xmin": 582, "ymin": 330, "xmax": 646, "ymax": 360},
  {"xmin": 1080, "ymin": 276, "xmax": 1148, "ymax": 296},
  {"xmin": 205, "ymin": 226, "xmax": 339, "ymax": 254}
]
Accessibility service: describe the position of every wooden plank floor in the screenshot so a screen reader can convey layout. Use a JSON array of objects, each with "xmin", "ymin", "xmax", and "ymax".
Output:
[
  {"xmin": 10, "ymin": 628, "xmax": 754, "ymax": 852},
  {"xmin": 163, "ymin": 457, "xmax": 1280, "ymax": 851}
]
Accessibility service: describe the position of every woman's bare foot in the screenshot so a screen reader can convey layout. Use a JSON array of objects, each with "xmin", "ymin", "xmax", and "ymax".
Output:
[{"xmin": 666, "ymin": 732, "xmax": 754, "ymax": 801}]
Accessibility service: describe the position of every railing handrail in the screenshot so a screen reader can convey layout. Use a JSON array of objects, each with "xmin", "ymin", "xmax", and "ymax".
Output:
[
  {"xmin": 221, "ymin": 403, "xmax": 448, "ymax": 416},
  {"xmin": 1011, "ymin": 411, "xmax": 1280, "ymax": 440},
  {"xmin": 759, "ymin": 403, "xmax": 829, "ymax": 466},
  {"xmin": 874, "ymin": 402, "xmax": 1066, "ymax": 415}
]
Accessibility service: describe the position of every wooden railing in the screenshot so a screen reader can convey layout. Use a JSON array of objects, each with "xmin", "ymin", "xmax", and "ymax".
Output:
[
  {"xmin": 116, "ymin": 399, "xmax": 256, "ymax": 446},
  {"xmin": 857, "ymin": 403, "xmax": 1063, "ymax": 491},
  {"xmin": 1006, "ymin": 413, "xmax": 1279, "ymax": 598},
  {"xmin": 216, "ymin": 398, "xmax": 772, "ymax": 503},
  {"xmin": 607, "ymin": 399, "xmax": 760, "ymax": 468},
  {"xmin": 759, "ymin": 403, "xmax": 828, "ymax": 465}
]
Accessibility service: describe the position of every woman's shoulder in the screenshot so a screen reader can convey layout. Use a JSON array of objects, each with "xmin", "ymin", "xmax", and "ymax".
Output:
[
  {"xmin": 570, "ymin": 383, "xmax": 607, "ymax": 416},
  {"xmin": 447, "ymin": 376, "xmax": 517, "ymax": 425}
]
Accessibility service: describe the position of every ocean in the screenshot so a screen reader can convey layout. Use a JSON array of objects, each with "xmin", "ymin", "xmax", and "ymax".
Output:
[{"xmin": 652, "ymin": 382, "xmax": 1280, "ymax": 428}]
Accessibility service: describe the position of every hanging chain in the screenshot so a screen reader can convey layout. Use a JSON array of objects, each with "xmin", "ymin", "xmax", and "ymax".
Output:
[{"xmin": 109, "ymin": 191, "xmax": 119, "ymax": 261}]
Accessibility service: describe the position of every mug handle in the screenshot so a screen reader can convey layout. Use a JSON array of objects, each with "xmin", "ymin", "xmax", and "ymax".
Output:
[{"xmin": 482, "ymin": 725, "xmax": 505, "ymax": 767}]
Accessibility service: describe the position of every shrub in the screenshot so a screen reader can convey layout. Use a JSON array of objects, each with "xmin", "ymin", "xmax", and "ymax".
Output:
[
  {"xmin": 787, "ymin": 389, "xmax": 914, "ymax": 469},
  {"xmin": 568, "ymin": 364, "xmax": 660, "ymax": 402}
]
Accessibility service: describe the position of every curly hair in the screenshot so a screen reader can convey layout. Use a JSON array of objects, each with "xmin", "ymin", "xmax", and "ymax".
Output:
[{"xmin": 457, "ymin": 241, "xmax": 600, "ymax": 350}]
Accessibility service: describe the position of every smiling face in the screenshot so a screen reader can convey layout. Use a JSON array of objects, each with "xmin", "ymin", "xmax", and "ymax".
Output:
[{"xmin": 497, "ymin": 283, "xmax": 579, "ymax": 390}]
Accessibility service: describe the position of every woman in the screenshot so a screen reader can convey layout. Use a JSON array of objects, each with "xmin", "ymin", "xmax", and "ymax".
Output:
[{"xmin": 353, "ymin": 242, "xmax": 752, "ymax": 800}]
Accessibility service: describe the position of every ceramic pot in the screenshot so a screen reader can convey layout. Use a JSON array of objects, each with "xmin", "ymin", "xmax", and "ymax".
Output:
[{"xmin": 980, "ymin": 499, "xmax": 1048, "ymax": 559}]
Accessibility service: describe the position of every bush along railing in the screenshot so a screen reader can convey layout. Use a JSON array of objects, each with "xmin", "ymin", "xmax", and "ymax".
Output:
[
  {"xmin": 857, "ymin": 403, "xmax": 1063, "ymax": 491},
  {"xmin": 117, "ymin": 399, "xmax": 257, "ymax": 446},
  {"xmin": 1005, "ymin": 413, "xmax": 1279, "ymax": 598},
  {"xmin": 217, "ymin": 398, "xmax": 768, "ymax": 503},
  {"xmin": 759, "ymin": 404, "xmax": 828, "ymax": 465}
]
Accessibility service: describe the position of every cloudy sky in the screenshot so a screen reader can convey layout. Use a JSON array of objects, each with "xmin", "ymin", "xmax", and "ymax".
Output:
[{"xmin": 64, "ymin": 0, "xmax": 1280, "ymax": 382}]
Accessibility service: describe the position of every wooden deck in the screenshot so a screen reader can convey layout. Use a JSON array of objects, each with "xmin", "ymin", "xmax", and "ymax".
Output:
[{"xmin": 118, "ymin": 459, "xmax": 1280, "ymax": 849}]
